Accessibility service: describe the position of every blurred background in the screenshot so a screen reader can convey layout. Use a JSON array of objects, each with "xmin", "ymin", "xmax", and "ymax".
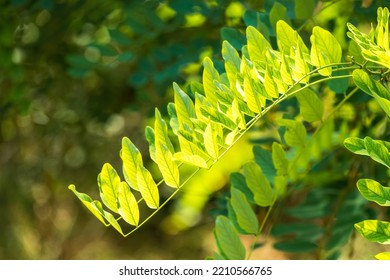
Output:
[{"xmin": 0, "ymin": 0, "xmax": 388, "ymax": 259}]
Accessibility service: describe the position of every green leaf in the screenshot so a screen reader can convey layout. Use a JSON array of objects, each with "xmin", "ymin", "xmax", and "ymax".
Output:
[
  {"xmin": 277, "ymin": 119, "xmax": 307, "ymax": 147},
  {"xmin": 121, "ymin": 137, "xmax": 142, "ymax": 191},
  {"xmin": 102, "ymin": 208, "xmax": 124, "ymax": 235},
  {"xmin": 117, "ymin": 181, "xmax": 139, "ymax": 226},
  {"xmin": 375, "ymin": 252, "xmax": 390, "ymax": 260},
  {"xmin": 154, "ymin": 108, "xmax": 174, "ymax": 153},
  {"xmin": 204, "ymin": 123, "xmax": 219, "ymax": 159},
  {"xmin": 328, "ymin": 68, "xmax": 349, "ymax": 94},
  {"xmin": 355, "ymin": 220, "xmax": 390, "ymax": 244},
  {"xmin": 272, "ymin": 142, "xmax": 289, "ymax": 176},
  {"xmin": 145, "ymin": 126, "xmax": 156, "ymax": 162},
  {"xmin": 156, "ymin": 143, "xmax": 180, "ymax": 188},
  {"xmin": 269, "ymin": 2, "xmax": 288, "ymax": 32},
  {"xmin": 68, "ymin": 184, "xmax": 108, "ymax": 225},
  {"xmin": 173, "ymin": 152, "xmax": 208, "ymax": 168},
  {"xmin": 296, "ymin": 89, "xmax": 324, "ymax": 122},
  {"xmin": 214, "ymin": 216, "xmax": 246, "ymax": 259},
  {"xmin": 136, "ymin": 164, "xmax": 159, "ymax": 209},
  {"xmin": 246, "ymin": 25, "xmax": 271, "ymax": 61},
  {"xmin": 357, "ymin": 179, "xmax": 390, "ymax": 206},
  {"xmin": 230, "ymin": 188, "xmax": 259, "ymax": 235},
  {"xmin": 274, "ymin": 240, "xmax": 317, "ymax": 253},
  {"xmin": 295, "ymin": 0, "xmax": 314, "ymax": 20},
  {"xmin": 222, "ymin": 40, "xmax": 241, "ymax": 86},
  {"xmin": 243, "ymin": 161, "xmax": 275, "ymax": 207},
  {"xmin": 97, "ymin": 163, "xmax": 120, "ymax": 213},
  {"xmin": 202, "ymin": 57, "xmax": 220, "ymax": 106},
  {"xmin": 310, "ymin": 26, "xmax": 342, "ymax": 76},
  {"xmin": 352, "ymin": 69, "xmax": 390, "ymax": 118},
  {"xmin": 364, "ymin": 137, "xmax": 390, "ymax": 168},
  {"xmin": 343, "ymin": 137, "xmax": 368, "ymax": 156},
  {"xmin": 173, "ymin": 82, "xmax": 196, "ymax": 128},
  {"xmin": 230, "ymin": 172, "xmax": 254, "ymax": 203},
  {"xmin": 253, "ymin": 146, "xmax": 276, "ymax": 183},
  {"xmin": 276, "ymin": 20, "xmax": 309, "ymax": 55},
  {"xmin": 220, "ymin": 27, "xmax": 246, "ymax": 50}
]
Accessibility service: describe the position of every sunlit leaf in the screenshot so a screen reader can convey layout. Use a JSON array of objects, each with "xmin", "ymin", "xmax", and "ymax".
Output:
[
  {"xmin": 97, "ymin": 163, "xmax": 120, "ymax": 213},
  {"xmin": 375, "ymin": 252, "xmax": 390, "ymax": 260},
  {"xmin": 203, "ymin": 57, "xmax": 220, "ymax": 106},
  {"xmin": 214, "ymin": 216, "xmax": 246, "ymax": 260},
  {"xmin": 355, "ymin": 220, "xmax": 390, "ymax": 244},
  {"xmin": 204, "ymin": 123, "xmax": 219, "ymax": 159},
  {"xmin": 310, "ymin": 26, "xmax": 342, "ymax": 76},
  {"xmin": 68, "ymin": 185, "xmax": 107, "ymax": 225},
  {"xmin": 343, "ymin": 137, "xmax": 368, "ymax": 156},
  {"xmin": 156, "ymin": 143, "xmax": 180, "ymax": 188},
  {"xmin": 121, "ymin": 137, "xmax": 142, "ymax": 191},
  {"xmin": 230, "ymin": 188, "xmax": 259, "ymax": 235},
  {"xmin": 222, "ymin": 40, "xmax": 241, "ymax": 86},
  {"xmin": 357, "ymin": 179, "xmax": 390, "ymax": 206},
  {"xmin": 173, "ymin": 152, "xmax": 208, "ymax": 168},
  {"xmin": 246, "ymin": 25, "xmax": 271, "ymax": 61},
  {"xmin": 173, "ymin": 82, "xmax": 196, "ymax": 129},
  {"xmin": 117, "ymin": 181, "xmax": 139, "ymax": 226},
  {"xmin": 136, "ymin": 164, "xmax": 159, "ymax": 209}
]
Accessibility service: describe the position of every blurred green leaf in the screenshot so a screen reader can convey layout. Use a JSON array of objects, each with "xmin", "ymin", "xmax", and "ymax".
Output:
[
  {"xmin": 214, "ymin": 216, "xmax": 246, "ymax": 260},
  {"xmin": 230, "ymin": 188, "xmax": 259, "ymax": 235}
]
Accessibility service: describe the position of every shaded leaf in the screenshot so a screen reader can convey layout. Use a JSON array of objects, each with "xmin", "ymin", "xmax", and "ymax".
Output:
[
  {"xmin": 214, "ymin": 216, "xmax": 246, "ymax": 259},
  {"xmin": 296, "ymin": 89, "xmax": 324, "ymax": 122},
  {"xmin": 230, "ymin": 188, "xmax": 259, "ymax": 234},
  {"xmin": 243, "ymin": 161, "xmax": 275, "ymax": 207}
]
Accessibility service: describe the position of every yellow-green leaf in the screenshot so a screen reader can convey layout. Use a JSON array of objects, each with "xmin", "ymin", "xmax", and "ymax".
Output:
[
  {"xmin": 156, "ymin": 143, "xmax": 180, "ymax": 188},
  {"xmin": 296, "ymin": 89, "xmax": 324, "ymax": 122},
  {"xmin": 203, "ymin": 57, "xmax": 220, "ymax": 106},
  {"xmin": 357, "ymin": 179, "xmax": 390, "ymax": 206},
  {"xmin": 121, "ymin": 137, "xmax": 142, "ymax": 191},
  {"xmin": 272, "ymin": 142, "xmax": 289, "ymax": 176},
  {"xmin": 246, "ymin": 25, "xmax": 270, "ymax": 61},
  {"xmin": 310, "ymin": 26, "xmax": 342, "ymax": 76},
  {"xmin": 173, "ymin": 82, "xmax": 196, "ymax": 128},
  {"xmin": 173, "ymin": 152, "xmax": 208, "ymax": 168},
  {"xmin": 117, "ymin": 181, "xmax": 139, "ymax": 226},
  {"xmin": 277, "ymin": 119, "xmax": 307, "ymax": 147},
  {"xmin": 136, "ymin": 164, "xmax": 159, "ymax": 209},
  {"xmin": 97, "ymin": 163, "xmax": 121, "ymax": 213},
  {"xmin": 355, "ymin": 220, "xmax": 390, "ymax": 244},
  {"xmin": 68, "ymin": 184, "xmax": 108, "ymax": 226},
  {"xmin": 204, "ymin": 123, "xmax": 219, "ymax": 159}
]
